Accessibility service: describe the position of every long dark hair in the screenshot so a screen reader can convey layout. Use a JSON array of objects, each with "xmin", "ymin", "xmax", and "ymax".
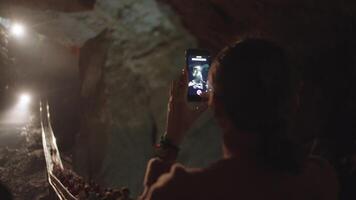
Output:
[{"xmin": 211, "ymin": 39, "xmax": 301, "ymax": 173}]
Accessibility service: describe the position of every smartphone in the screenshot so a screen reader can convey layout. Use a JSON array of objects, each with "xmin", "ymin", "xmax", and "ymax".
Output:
[{"xmin": 186, "ymin": 49, "xmax": 211, "ymax": 101}]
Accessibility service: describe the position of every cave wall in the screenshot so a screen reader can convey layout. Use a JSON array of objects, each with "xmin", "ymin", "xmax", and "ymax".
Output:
[
  {"xmin": 0, "ymin": 26, "xmax": 12, "ymax": 110},
  {"xmin": 80, "ymin": 0, "xmax": 356, "ymax": 195},
  {"xmin": 74, "ymin": 0, "xmax": 222, "ymax": 195},
  {"xmin": 0, "ymin": 0, "xmax": 94, "ymax": 12},
  {"xmin": 2, "ymin": 2, "xmax": 213, "ymax": 195}
]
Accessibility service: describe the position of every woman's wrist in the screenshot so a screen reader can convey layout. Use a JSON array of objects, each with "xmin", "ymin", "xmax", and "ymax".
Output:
[
  {"xmin": 155, "ymin": 134, "xmax": 180, "ymax": 162},
  {"xmin": 164, "ymin": 132, "xmax": 183, "ymax": 147},
  {"xmin": 160, "ymin": 134, "xmax": 180, "ymax": 149}
]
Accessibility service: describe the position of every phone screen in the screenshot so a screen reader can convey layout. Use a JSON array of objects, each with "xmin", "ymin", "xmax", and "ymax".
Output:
[{"xmin": 186, "ymin": 49, "xmax": 211, "ymax": 101}]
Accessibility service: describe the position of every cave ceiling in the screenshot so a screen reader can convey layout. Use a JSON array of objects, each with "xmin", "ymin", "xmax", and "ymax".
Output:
[
  {"xmin": 0, "ymin": 0, "xmax": 95, "ymax": 12},
  {"xmin": 1, "ymin": 0, "xmax": 356, "ymax": 54}
]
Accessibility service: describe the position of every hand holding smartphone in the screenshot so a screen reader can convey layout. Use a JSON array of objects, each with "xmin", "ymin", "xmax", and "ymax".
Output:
[
  {"xmin": 164, "ymin": 49, "xmax": 210, "ymax": 146},
  {"xmin": 185, "ymin": 49, "xmax": 211, "ymax": 101}
]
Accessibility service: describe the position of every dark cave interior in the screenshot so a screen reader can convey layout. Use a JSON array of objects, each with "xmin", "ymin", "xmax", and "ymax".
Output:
[{"xmin": 0, "ymin": 0, "xmax": 355, "ymax": 199}]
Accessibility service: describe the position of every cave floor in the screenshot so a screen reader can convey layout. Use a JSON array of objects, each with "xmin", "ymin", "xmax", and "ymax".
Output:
[{"xmin": 0, "ymin": 116, "xmax": 50, "ymax": 200}]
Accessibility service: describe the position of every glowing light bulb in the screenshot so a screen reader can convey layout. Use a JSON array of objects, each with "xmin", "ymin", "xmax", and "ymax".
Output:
[
  {"xmin": 19, "ymin": 93, "xmax": 31, "ymax": 105},
  {"xmin": 10, "ymin": 23, "xmax": 25, "ymax": 38}
]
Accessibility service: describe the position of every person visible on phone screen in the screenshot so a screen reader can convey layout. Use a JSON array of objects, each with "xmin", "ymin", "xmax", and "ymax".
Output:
[
  {"xmin": 189, "ymin": 65, "xmax": 206, "ymax": 90},
  {"xmin": 140, "ymin": 39, "xmax": 339, "ymax": 200}
]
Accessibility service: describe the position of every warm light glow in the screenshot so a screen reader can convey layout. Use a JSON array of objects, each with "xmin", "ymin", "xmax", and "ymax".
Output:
[
  {"xmin": 19, "ymin": 93, "xmax": 31, "ymax": 106},
  {"xmin": 10, "ymin": 23, "xmax": 26, "ymax": 38},
  {"xmin": 0, "ymin": 93, "xmax": 32, "ymax": 125}
]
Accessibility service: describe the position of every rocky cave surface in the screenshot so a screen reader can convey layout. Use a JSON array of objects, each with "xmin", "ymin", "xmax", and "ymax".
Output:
[
  {"xmin": 0, "ymin": 116, "xmax": 49, "ymax": 200},
  {"xmin": 1, "ymin": 0, "xmax": 223, "ymax": 196},
  {"xmin": 0, "ymin": 0, "xmax": 356, "ymax": 198}
]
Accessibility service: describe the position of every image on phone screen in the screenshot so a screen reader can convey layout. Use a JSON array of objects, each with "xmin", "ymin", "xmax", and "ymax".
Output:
[{"xmin": 187, "ymin": 53, "xmax": 210, "ymax": 101}]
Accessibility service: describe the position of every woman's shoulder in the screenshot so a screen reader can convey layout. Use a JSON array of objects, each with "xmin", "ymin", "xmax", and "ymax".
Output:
[
  {"xmin": 300, "ymin": 155, "xmax": 339, "ymax": 200},
  {"xmin": 305, "ymin": 155, "xmax": 333, "ymax": 169}
]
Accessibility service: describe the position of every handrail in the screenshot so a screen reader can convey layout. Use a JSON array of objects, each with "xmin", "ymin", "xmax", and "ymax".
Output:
[
  {"xmin": 49, "ymin": 173, "xmax": 77, "ymax": 200},
  {"xmin": 40, "ymin": 101, "xmax": 78, "ymax": 200}
]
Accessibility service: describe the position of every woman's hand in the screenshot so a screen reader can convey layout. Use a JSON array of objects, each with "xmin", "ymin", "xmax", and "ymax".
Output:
[{"xmin": 165, "ymin": 68, "xmax": 208, "ymax": 146}]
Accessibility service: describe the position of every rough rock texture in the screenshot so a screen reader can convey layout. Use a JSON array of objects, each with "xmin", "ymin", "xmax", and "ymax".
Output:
[
  {"xmin": 0, "ymin": 0, "xmax": 94, "ymax": 12},
  {"xmin": 0, "ymin": 117, "xmax": 49, "ymax": 200},
  {"xmin": 73, "ymin": 0, "xmax": 356, "ymax": 195},
  {"xmin": 75, "ymin": 1, "xmax": 222, "ymax": 195},
  {"xmin": 2, "ymin": 0, "xmax": 224, "ymax": 196},
  {"xmin": 0, "ymin": 26, "xmax": 11, "ymax": 110}
]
